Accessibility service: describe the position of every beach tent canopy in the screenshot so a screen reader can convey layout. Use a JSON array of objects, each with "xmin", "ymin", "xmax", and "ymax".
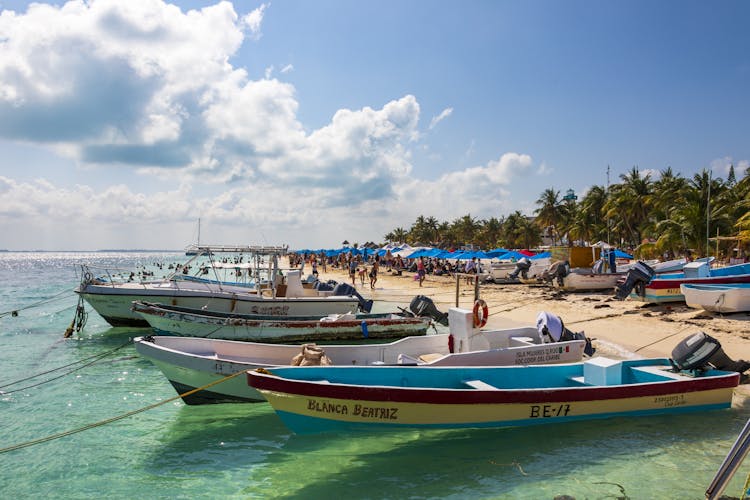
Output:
[
  {"xmin": 611, "ymin": 249, "xmax": 633, "ymax": 259},
  {"xmin": 494, "ymin": 250, "xmax": 529, "ymax": 261},
  {"xmin": 454, "ymin": 250, "xmax": 493, "ymax": 260},
  {"xmin": 530, "ymin": 251, "xmax": 551, "ymax": 259},
  {"xmin": 485, "ymin": 248, "xmax": 509, "ymax": 258},
  {"xmin": 593, "ymin": 241, "xmax": 614, "ymax": 249}
]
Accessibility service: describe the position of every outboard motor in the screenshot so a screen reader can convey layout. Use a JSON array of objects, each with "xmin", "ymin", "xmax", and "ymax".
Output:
[
  {"xmin": 536, "ymin": 311, "xmax": 595, "ymax": 356},
  {"xmin": 508, "ymin": 257, "xmax": 532, "ymax": 280},
  {"xmin": 314, "ymin": 280, "xmax": 337, "ymax": 292},
  {"xmin": 670, "ymin": 332, "xmax": 750, "ymax": 373},
  {"xmin": 541, "ymin": 260, "xmax": 569, "ymax": 286},
  {"xmin": 331, "ymin": 283, "xmax": 373, "ymax": 313},
  {"xmin": 409, "ymin": 295, "xmax": 449, "ymax": 326},
  {"xmin": 614, "ymin": 261, "xmax": 655, "ymax": 300}
]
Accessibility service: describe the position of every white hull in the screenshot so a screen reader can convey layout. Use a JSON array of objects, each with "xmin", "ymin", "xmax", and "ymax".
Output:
[
  {"xmin": 77, "ymin": 281, "xmax": 359, "ymax": 327},
  {"xmin": 560, "ymin": 271, "xmax": 624, "ymax": 291},
  {"xmin": 681, "ymin": 284, "xmax": 750, "ymax": 313},
  {"xmin": 134, "ymin": 326, "xmax": 587, "ymax": 404},
  {"xmin": 133, "ymin": 302, "xmax": 430, "ymax": 342},
  {"xmin": 489, "ymin": 258, "xmax": 550, "ymax": 282}
]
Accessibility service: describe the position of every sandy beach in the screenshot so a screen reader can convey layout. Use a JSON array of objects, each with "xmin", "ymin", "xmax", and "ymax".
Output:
[{"xmin": 314, "ymin": 264, "xmax": 750, "ymax": 364}]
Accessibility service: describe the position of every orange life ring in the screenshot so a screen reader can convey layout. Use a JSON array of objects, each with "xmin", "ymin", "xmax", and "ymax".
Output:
[{"xmin": 472, "ymin": 299, "xmax": 488, "ymax": 328}]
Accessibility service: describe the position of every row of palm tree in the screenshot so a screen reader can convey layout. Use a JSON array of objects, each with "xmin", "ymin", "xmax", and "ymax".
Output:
[{"xmin": 383, "ymin": 165, "xmax": 750, "ymax": 259}]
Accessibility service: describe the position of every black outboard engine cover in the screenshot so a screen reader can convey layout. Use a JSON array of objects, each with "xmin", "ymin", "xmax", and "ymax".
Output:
[
  {"xmin": 409, "ymin": 295, "xmax": 448, "ymax": 326},
  {"xmin": 314, "ymin": 280, "xmax": 336, "ymax": 291},
  {"xmin": 331, "ymin": 283, "xmax": 373, "ymax": 313},
  {"xmin": 509, "ymin": 257, "xmax": 531, "ymax": 280},
  {"xmin": 541, "ymin": 261, "xmax": 569, "ymax": 286},
  {"xmin": 614, "ymin": 261, "xmax": 655, "ymax": 300},
  {"xmin": 536, "ymin": 311, "xmax": 595, "ymax": 356},
  {"xmin": 671, "ymin": 332, "xmax": 750, "ymax": 373}
]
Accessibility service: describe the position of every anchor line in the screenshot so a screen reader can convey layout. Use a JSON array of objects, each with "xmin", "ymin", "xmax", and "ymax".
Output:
[
  {"xmin": 0, "ymin": 340, "xmax": 132, "ymax": 391},
  {"xmin": 0, "ymin": 369, "xmax": 248, "ymax": 454},
  {"xmin": 0, "ymin": 289, "xmax": 75, "ymax": 318}
]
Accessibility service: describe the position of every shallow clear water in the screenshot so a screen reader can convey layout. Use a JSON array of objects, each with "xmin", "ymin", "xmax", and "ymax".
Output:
[{"xmin": 2, "ymin": 251, "xmax": 750, "ymax": 499}]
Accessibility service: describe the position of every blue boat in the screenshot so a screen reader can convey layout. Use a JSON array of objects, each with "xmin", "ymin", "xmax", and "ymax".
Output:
[
  {"xmin": 628, "ymin": 261, "xmax": 750, "ymax": 303},
  {"xmin": 248, "ymin": 332, "xmax": 746, "ymax": 434}
]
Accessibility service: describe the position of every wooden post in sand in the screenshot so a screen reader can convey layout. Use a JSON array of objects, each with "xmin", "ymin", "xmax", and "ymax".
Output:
[
  {"xmin": 454, "ymin": 273, "xmax": 480, "ymax": 307},
  {"xmin": 455, "ymin": 274, "xmax": 460, "ymax": 307}
]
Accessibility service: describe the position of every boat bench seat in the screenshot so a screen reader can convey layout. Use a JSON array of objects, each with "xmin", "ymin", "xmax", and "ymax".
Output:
[
  {"xmin": 418, "ymin": 353, "xmax": 445, "ymax": 363},
  {"xmin": 509, "ymin": 336, "xmax": 536, "ymax": 347},
  {"xmin": 629, "ymin": 365, "xmax": 681, "ymax": 381},
  {"xmin": 567, "ymin": 376, "xmax": 590, "ymax": 386},
  {"xmin": 463, "ymin": 379, "xmax": 500, "ymax": 390}
]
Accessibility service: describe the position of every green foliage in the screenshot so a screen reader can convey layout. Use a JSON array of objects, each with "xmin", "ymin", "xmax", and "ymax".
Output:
[{"xmin": 382, "ymin": 167, "xmax": 749, "ymax": 256}]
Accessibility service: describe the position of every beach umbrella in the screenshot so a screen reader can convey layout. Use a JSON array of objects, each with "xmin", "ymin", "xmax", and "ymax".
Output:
[
  {"xmin": 485, "ymin": 249, "xmax": 509, "ymax": 258},
  {"xmin": 494, "ymin": 250, "xmax": 527, "ymax": 261},
  {"xmin": 530, "ymin": 251, "xmax": 551, "ymax": 259}
]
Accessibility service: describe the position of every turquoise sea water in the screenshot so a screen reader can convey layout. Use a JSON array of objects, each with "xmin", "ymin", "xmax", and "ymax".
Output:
[{"xmin": 2, "ymin": 251, "xmax": 750, "ymax": 499}]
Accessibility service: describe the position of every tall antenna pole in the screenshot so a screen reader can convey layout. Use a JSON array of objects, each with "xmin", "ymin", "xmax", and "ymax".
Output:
[
  {"xmin": 606, "ymin": 165, "xmax": 611, "ymax": 245},
  {"xmin": 706, "ymin": 169, "xmax": 711, "ymax": 258}
]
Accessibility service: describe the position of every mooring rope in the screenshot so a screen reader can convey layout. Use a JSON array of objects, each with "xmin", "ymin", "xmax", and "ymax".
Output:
[
  {"xmin": 0, "ymin": 340, "xmax": 132, "ymax": 391},
  {"xmin": 0, "ymin": 369, "xmax": 248, "ymax": 454},
  {"xmin": 0, "ymin": 289, "xmax": 75, "ymax": 318}
]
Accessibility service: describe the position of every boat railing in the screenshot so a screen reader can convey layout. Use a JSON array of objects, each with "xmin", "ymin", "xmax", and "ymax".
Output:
[
  {"xmin": 78, "ymin": 264, "xmax": 164, "ymax": 288},
  {"xmin": 705, "ymin": 417, "xmax": 750, "ymax": 499}
]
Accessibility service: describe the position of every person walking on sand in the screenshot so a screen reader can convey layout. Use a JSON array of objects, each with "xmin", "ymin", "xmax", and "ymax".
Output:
[
  {"xmin": 369, "ymin": 256, "xmax": 380, "ymax": 289},
  {"xmin": 417, "ymin": 256, "xmax": 426, "ymax": 287},
  {"xmin": 348, "ymin": 257, "xmax": 357, "ymax": 285}
]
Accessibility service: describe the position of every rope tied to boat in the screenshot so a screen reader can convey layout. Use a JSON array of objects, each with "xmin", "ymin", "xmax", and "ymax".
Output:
[
  {"xmin": 0, "ymin": 369, "xmax": 249, "ymax": 454},
  {"xmin": 0, "ymin": 289, "xmax": 75, "ymax": 319},
  {"xmin": 0, "ymin": 339, "xmax": 132, "ymax": 393},
  {"xmin": 64, "ymin": 295, "xmax": 88, "ymax": 338}
]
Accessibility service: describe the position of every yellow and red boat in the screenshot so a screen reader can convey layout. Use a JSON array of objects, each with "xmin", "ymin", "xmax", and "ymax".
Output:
[{"xmin": 248, "ymin": 332, "xmax": 745, "ymax": 434}]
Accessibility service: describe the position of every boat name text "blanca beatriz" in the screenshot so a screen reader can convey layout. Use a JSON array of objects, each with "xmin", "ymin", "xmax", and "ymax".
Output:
[{"xmin": 307, "ymin": 400, "xmax": 399, "ymax": 420}]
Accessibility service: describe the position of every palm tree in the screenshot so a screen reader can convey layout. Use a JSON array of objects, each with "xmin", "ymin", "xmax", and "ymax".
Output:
[
  {"xmin": 477, "ymin": 217, "xmax": 504, "ymax": 249},
  {"xmin": 384, "ymin": 227, "xmax": 408, "ymax": 244},
  {"xmin": 606, "ymin": 166, "xmax": 652, "ymax": 247},
  {"xmin": 450, "ymin": 214, "xmax": 482, "ymax": 247},
  {"xmin": 534, "ymin": 188, "xmax": 563, "ymax": 245}
]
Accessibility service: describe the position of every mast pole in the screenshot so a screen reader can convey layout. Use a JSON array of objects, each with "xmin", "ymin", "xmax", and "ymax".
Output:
[{"xmin": 706, "ymin": 170, "xmax": 711, "ymax": 258}]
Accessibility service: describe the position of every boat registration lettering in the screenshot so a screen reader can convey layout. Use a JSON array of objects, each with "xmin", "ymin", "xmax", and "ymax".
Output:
[
  {"xmin": 515, "ymin": 346, "xmax": 565, "ymax": 364},
  {"xmin": 306, "ymin": 400, "xmax": 399, "ymax": 420},
  {"xmin": 653, "ymin": 394, "xmax": 686, "ymax": 407},
  {"xmin": 529, "ymin": 403, "xmax": 571, "ymax": 418},
  {"xmin": 250, "ymin": 305, "xmax": 290, "ymax": 315}
]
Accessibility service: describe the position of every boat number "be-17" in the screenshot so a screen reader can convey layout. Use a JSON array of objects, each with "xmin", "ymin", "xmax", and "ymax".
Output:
[{"xmin": 529, "ymin": 404, "xmax": 571, "ymax": 418}]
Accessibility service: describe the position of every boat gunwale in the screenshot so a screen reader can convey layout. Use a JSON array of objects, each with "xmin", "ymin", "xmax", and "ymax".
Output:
[{"xmin": 247, "ymin": 367, "xmax": 740, "ymax": 405}]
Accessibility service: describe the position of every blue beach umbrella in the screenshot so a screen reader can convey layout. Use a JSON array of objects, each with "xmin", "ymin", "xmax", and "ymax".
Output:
[
  {"xmin": 612, "ymin": 249, "xmax": 633, "ymax": 259},
  {"xmin": 495, "ymin": 250, "xmax": 527, "ymax": 261},
  {"xmin": 530, "ymin": 251, "xmax": 551, "ymax": 259}
]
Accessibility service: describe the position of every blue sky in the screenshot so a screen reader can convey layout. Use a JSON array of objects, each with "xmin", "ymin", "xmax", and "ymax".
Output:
[{"xmin": 0, "ymin": 0, "xmax": 748, "ymax": 250}]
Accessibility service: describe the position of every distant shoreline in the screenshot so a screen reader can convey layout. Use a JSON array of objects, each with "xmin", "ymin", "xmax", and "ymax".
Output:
[{"xmin": 0, "ymin": 249, "xmax": 182, "ymax": 253}]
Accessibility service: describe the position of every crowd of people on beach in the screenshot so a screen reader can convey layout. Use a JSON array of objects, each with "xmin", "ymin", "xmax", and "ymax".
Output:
[{"xmin": 294, "ymin": 250, "xmax": 484, "ymax": 288}]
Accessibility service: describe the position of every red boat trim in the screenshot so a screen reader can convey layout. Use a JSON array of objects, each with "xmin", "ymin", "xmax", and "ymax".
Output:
[{"xmin": 247, "ymin": 371, "xmax": 739, "ymax": 405}]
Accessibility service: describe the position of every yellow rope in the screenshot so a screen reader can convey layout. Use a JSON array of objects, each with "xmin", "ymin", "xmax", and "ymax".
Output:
[
  {"xmin": 741, "ymin": 469, "xmax": 750, "ymax": 500},
  {"xmin": 0, "ymin": 369, "xmax": 248, "ymax": 454}
]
